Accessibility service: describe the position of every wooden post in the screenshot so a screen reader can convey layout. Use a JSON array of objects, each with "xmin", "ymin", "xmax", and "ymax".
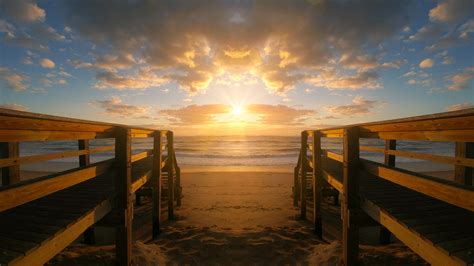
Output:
[
  {"xmin": 312, "ymin": 131, "xmax": 323, "ymax": 237},
  {"xmin": 167, "ymin": 131, "xmax": 175, "ymax": 220},
  {"xmin": 293, "ymin": 153, "xmax": 301, "ymax": 207},
  {"xmin": 342, "ymin": 127, "xmax": 360, "ymax": 266},
  {"xmin": 0, "ymin": 142, "xmax": 20, "ymax": 186},
  {"xmin": 379, "ymin": 140, "xmax": 395, "ymax": 244},
  {"xmin": 152, "ymin": 131, "xmax": 162, "ymax": 238},
  {"xmin": 115, "ymin": 127, "xmax": 133, "ymax": 265},
  {"xmin": 300, "ymin": 131, "xmax": 308, "ymax": 219},
  {"xmin": 79, "ymin": 139, "xmax": 95, "ymax": 245},
  {"xmin": 455, "ymin": 142, "xmax": 473, "ymax": 186}
]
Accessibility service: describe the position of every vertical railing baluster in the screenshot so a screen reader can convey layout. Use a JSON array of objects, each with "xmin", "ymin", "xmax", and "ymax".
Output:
[
  {"xmin": 300, "ymin": 131, "xmax": 308, "ymax": 219},
  {"xmin": 312, "ymin": 131, "xmax": 323, "ymax": 237},
  {"xmin": 379, "ymin": 139, "xmax": 396, "ymax": 244},
  {"xmin": 152, "ymin": 131, "xmax": 162, "ymax": 238},
  {"xmin": 79, "ymin": 139, "xmax": 95, "ymax": 244},
  {"xmin": 115, "ymin": 127, "xmax": 132, "ymax": 265},
  {"xmin": 0, "ymin": 142, "xmax": 20, "ymax": 186},
  {"xmin": 167, "ymin": 131, "xmax": 175, "ymax": 220},
  {"xmin": 455, "ymin": 142, "xmax": 473, "ymax": 185},
  {"xmin": 342, "ymin": 127, "xmax": 360, "ymax": 265}
]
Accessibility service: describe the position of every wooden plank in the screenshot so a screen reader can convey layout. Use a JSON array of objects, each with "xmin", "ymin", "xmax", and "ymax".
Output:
[
  {"xmin": 0, "ymin": 159, "xmax": 113, "ymax": 212},
  {"xmin": 152, "ymin": 131, "xmax": 162, "ymax": 238},
  {"xmin": 9, "ymin": 199, "xmax": 113, "ymax": 266},
  {"xmin": 360, "ymin": 198, "xmax": 462, "ymax": 266},
  {"xmin": 360, "ymin": 115, "xmax": 474, "ymax": 133},
  {"xmin": 0, "ymin": 129, "xmax": 114, "ymax": 142},
  {"xmin": 360, "ymin": 145, "xmax": 474, "ymax": 168},
  {"xmin": 312, "ymin": 131, "xmax": 322, "ymax": 237},
  {"xmin": 131, "ymin": 150, "xmax": 153, "ymax": 163},
  {"xmin": 454, "ymin": 142, "xmax": 474, "ymax": 185},
  {"xmin": 0, "ymin": 145, "xmax": 114, "ymax": 168},
  {"xmin": 131, "ymin": 170, "xmax": 152, "ymax": 193},
  {"xmin": 322, "ymin": 150, "xmax": 343, "ymax": 163},
  {"xmin": 342, "ymin": 127, "xmax": 360, "ymax": 265},
  {"xmin": 115, "ymin": 127, "xmax": 133, "ymax": 266},
  {"xmin": 322, "ymin": 170, "xmax": 343, "ymax": 192},
  {"xmin": 130, "ymin": 128, "xmax": 154, "ymax": 138},
  {"xmin": 167, "ymin": 131, "xmax": 175, "ymax": 220},
  {"xmin": 0, "ymin": 114, "xmax": 114, "ymax": 133},
  {"xmin": 0, "ymin": 142, "xmax": 20, "ymax": 185},
  {"xmin": 359, "ymin": 129, "xmax": 474, "ymax": 142},
  {"xmin": 300, "ymin": 131, "xmax": 308, "ymax": 219},
  {"xmin": 361, "ymin": 159, "xmax": 474, "ymax": 212}
]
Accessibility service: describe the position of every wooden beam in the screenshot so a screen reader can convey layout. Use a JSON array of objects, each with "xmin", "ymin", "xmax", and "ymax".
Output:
[
  {"xmin": 312, "ymin": 131, "xmax": 322, "ymax": 237},
  {"xmin": 342, "ymin": 127, "xmax": 360, "ymax": 265},
  {"xmin": 0, "ymin": 129, "xmax": 114, "ymax": 142},
  {"xmin": 0, "ymin": 159, "xmax": 113, "ymax": 212},
  {"xmin": 454, "ymin": 142, "xmax": 473, "ymax": 185},
  {"xmin": 359, "ymin": 129, "xmax": 474, "ymax": 142},
  {"xmin": 361, "ymin": 160, "xmax": 474, "ymax": 212},
  {"xmin": 0, "ymin": 146, "xmax": 114, "ymax": 168},
  {"xmin": 0, "ymin": 142, "xmax": 20, "ymax": 186},
  {"xmin": 322, "ymin": 150, "xmax": 343, "ymax": 163},
  {"xmin": 152, "ymin": 131, "xmax": 162, "ymax": 238},
  {"xmin": 10, "ymin": 199, "xmax": 113, "ymax": 266},
  {"xmin": 360, "ymin": 145, "xmax": 474, "ymax": 168},
  {"xmin": 115, "ymin": 127, "xmax": 133, "ymax": 266},
  {"xmin": 300, "ymin": 131, "xmax": 308, "ymax": 219},
  {"xmin": 131, "ymin": 150, "xmax": 153, "ymax": 163},
  {"xmin": 167, "ymin": 131, "xmax": 175, "ymax": 220},
  {"xmin": 380, "ymin": 140, "xmax": 396, "ymax": 245},
  {"xmin": 131, "ymin": 170, "xmax": 152, "ymax": 193},
  {"xmin": 360, "ymin": 198, "xmax": 462, "ymax": 266}
]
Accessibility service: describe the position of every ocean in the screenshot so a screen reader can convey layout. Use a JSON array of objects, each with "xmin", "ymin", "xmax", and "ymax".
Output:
[{"xmin": 19, "ymin": 136, "xmax": 455, "ymax": 167}]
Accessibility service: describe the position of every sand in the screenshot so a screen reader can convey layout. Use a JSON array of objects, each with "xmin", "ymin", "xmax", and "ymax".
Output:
[{"xmin": 48, "ymin": 170, "xmax": 427, "ymax": 265}]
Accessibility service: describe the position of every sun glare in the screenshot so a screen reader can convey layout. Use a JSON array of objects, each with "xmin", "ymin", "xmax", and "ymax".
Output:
[{"xmin": 232, "ymin": 105, "xmax": 243, "ymax": 116}]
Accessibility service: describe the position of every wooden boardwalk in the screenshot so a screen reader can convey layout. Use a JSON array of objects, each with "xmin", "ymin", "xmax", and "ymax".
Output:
[
  {"xmin": 0, "ymin": 109, "xmax": 181, "ymax": 265},
  {"xmin": 294, "ymin": 109, "xmax": 474, "ymax": 265}
]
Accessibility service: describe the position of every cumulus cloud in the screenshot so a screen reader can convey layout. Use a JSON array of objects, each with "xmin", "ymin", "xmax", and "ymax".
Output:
[
  {"xmin": 0, "ymin": 103, "xmax": 28, "ymax": 111},
  {"xmin": 40, "ymin": 58, "xmax": 55, "ymax": 68},
  {"xmin": 94, "ymin": 69, "xmax": 169, "ymax": 90},
  {"xmin": 60, "ymin": 0, "xmax": 412, "ymax": 94},
  {"xmin": 305, "ymin": 70, "xmax": 381, "ymax": 90},
  {"xmin": 429, "ymin": 0, "xmax": 474, "ymax": 23},
  {"xmin": 327, "ymin": 96, "xmax": 385, "ymax": 117},
  {"xmin": 447, "ymin": 67, "xmax": 474, "ymax": 91},
  {"xmin": 446, "ymin": 102, "xmax": 474, "ymax": 112},
  {"xmin": 419, "ymin": 58, "xmax": 435, "ymax": 69},
  {"xmin": 0, "ymin": 67, "xmax": 28, "ymax": 91},
  {"xmin": 160, "ymin": 103, "xmax": 315, "ymax": 126},
  {"xmin": 92, "ymin": 96, "xmax": 151, "ymax": 119},
  {"xmin": 0, "ymin": 0, "xmax": 46, "ymax": 23}
]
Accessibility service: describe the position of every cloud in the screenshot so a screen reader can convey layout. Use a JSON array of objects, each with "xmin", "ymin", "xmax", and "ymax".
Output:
[
  {"xmin": 40, "ymin": 58, "xmax": 55, "ymax": 68},
  {"xmin": 92, "ymin": 96, "xmax": 151, "ymax": 119},
  {"xmin": 0, "ymin": 67, "xmax": 28, "ymax": 91},
  {"xmin": 60, "ymin": 0, "xmax": 412, "ymax": 94},
  {"xmin": 0, "ymin": 0, "xmax": 46, "ymax": 23},
  {"xmin": 159, "ymin": 103, "xmax": 315, "ymax": 126},
  {"xmin": 429, "ymin": 0, "xmax": 474, "ymax": 23},
  {"xmin": 446, "ymin": 102, "xmax": 474, "ymax": 112},
  {"xmin": 94, "ymin": 69, "xmax": 169, "ymax": 90},
  {"xmin": 305, "ymin": 70, "xmax": 381, "ymax": 90},
  {"xmin": 0, "ymin": 103, "xmax": 28, "ymax": 111},
  {"xmin": 327, "ymin": 96, "xmax": 385, "ymax": 117},
  {"xmin": 419, "ymin": 58, "xmax": 435, "ymax": 68},
  {"xmin": 447, "ymin": 67, "xmax": 474, "ymax": 91}
]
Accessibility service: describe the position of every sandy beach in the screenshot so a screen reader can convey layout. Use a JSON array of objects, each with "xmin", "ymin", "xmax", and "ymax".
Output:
[{"xmin": 46, "ymin": 168, "xmax": 427, "ymax": 265}]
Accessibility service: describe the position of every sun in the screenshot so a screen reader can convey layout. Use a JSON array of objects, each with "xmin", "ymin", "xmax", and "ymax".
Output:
[{"xmin": 232, "ymin": 105, "xmax": 243, "ymax": 116}]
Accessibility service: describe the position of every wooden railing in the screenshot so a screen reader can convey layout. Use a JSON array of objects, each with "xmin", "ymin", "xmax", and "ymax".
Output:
[
  {"xmin": 294, "ymin": 108, "xmax": 474, "ymax": 265},
  {"xmin": 0, "ymin": 108, "xmax": 181, "ymax": 265}
]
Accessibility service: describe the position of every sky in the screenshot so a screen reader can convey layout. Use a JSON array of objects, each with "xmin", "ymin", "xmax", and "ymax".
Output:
[{"xmin": 0, "ymin": 0, "xmax": 473, "ymax": 136}]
